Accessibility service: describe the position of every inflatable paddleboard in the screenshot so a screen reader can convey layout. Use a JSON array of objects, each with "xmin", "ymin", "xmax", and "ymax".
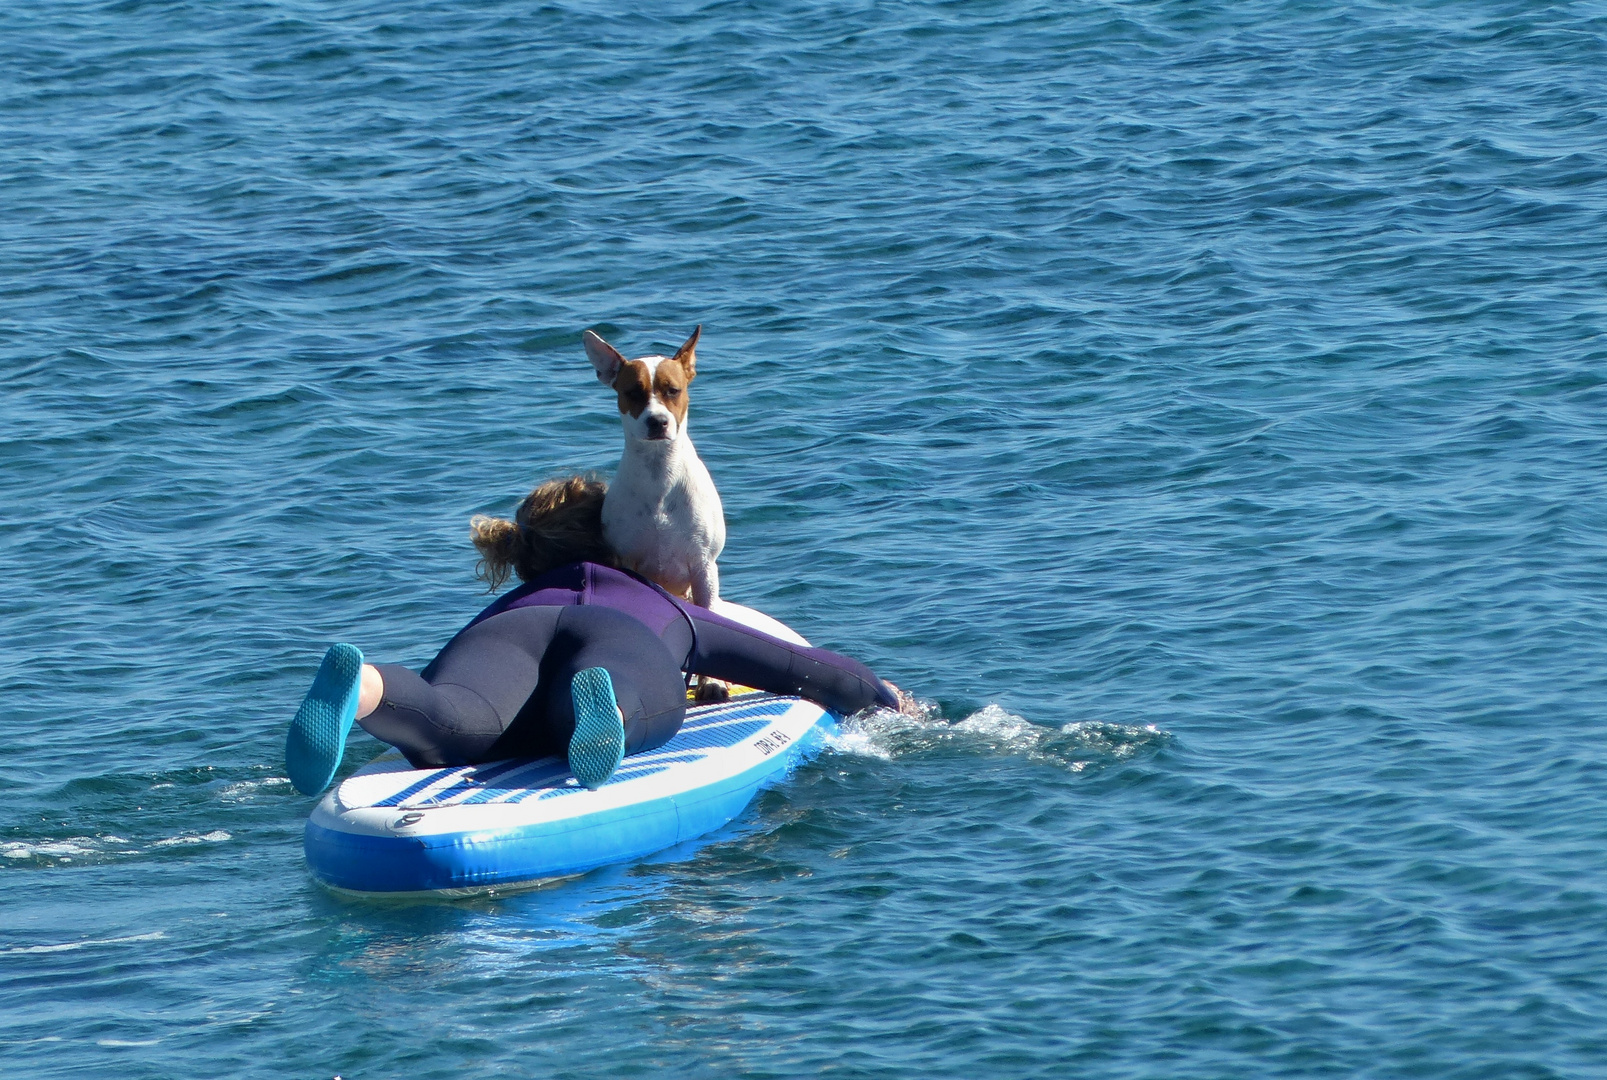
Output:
[{"xmin": 303, "ymin": 604, "xmax": 838, "ymax": 894}]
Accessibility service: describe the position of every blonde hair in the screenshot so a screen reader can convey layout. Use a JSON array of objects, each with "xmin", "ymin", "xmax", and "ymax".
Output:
[{"xmin": 470, "ymin": 474, "xmax": 618, "ymax": 590}]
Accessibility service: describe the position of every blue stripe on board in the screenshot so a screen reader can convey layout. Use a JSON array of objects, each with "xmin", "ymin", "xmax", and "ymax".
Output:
[
  {"xmin": 667, "ymin": 718, "xmax": 774, "ymax": 752},
  {"xmin": 371, "ymin": 765, "xmax": 468, "ymax": 808},
  {"xmin": 458, "ymin": 760, "xmax": 575, "ymax": 805},
  {"xmin": 678, "ymin": 693, "xmax": 788, "ymax": 728},
  {"xmin": 525, "ymin": 752, "xmax": 710, "ymax": 802},
  {"xmin": 674, "ymin": 697, "xmax": 792, "ymax": 733},
  {"xmin": 408, "ymin": 756, "xmax": 566, "ymax": 808}
]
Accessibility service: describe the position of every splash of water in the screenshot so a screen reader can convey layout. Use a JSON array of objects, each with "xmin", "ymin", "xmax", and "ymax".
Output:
[{"xmin": 829, "ymin": 701, "xmax": 1167, "ymax": 773}]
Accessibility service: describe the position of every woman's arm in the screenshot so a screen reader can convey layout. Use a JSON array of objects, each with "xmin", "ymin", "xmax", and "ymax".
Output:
[{"xmin": 679, "ymin": 612, "xmax": 900, "ymax": 716}]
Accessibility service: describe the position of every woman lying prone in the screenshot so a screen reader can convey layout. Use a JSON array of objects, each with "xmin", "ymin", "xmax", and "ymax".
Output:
[{"xmin": 285, "ymin": 477, "xmax": 912, "ymax": 796}]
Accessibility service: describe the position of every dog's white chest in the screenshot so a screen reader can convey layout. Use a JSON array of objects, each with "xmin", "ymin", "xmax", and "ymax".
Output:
[{"xmin": 603, "ymin": 439, "xmax": 725, "ymax": 597}]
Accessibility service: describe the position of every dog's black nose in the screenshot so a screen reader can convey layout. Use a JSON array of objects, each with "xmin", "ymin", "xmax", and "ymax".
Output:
[{"xmin": 645, "ymin": 417, "xmax": 669, "ymax": 439}]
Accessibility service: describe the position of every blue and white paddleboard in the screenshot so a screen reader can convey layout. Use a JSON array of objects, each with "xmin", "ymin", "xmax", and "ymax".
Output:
[{"xmin": 303, "ymin": 604, "xmax": 838, "ymax": 895}]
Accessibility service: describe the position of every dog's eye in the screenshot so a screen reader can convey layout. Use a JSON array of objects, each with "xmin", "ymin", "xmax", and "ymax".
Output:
[{"xmin": 662, "ymin": 387, "xmax": 681, "ymax": 398}]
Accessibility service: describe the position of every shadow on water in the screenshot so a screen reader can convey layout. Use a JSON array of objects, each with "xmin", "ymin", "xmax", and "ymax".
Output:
[{"xmin": 296, "ymin": 802, "xmax": 790, "ymax": 986}]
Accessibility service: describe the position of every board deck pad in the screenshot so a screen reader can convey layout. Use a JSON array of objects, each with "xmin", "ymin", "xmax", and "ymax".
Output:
[{"xmin": 304, "ymin": 691, "xmax": 836, "ymax": 894}]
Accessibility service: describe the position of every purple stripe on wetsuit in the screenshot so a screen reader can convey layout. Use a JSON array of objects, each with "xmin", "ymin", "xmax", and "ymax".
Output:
[{"xmin": 463, "ymin": 562, "xmax": 713, "ymax": 640}]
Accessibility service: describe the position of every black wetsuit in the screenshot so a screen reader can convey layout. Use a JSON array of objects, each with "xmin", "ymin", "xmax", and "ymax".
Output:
[{"xmin": 358, "ymin": 562, "xmax": 899, "ymax": 768}]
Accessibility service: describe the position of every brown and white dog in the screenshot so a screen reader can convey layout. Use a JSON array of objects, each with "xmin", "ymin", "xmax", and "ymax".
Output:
[{"xmin": 583, "ymin": 325, "xmax": 726, "ymax": 608}]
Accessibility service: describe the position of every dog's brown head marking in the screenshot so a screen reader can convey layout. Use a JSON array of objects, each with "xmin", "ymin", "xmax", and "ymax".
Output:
[
  {"xmin": 614, "ymin": 360, "xmax": 653, "ymax": 418},
  {"xmin": 670, "ymin": 324, "xmax": 698, "ymax": 379},
  {"xmin": 652, "ymin": 326, "xmax": 698, "ymax": 426},
  {"xmin": 583, "ymin": 325, "xmax": 701, "ymax": 437}
]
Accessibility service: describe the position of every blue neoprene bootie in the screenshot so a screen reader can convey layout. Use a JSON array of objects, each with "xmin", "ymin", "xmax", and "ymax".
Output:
[
  {"xmin": 285, "ymin": 643, "xmax": 364, "ymax": 796},
  {"xmin": 568, "ymin": 667, "xmax": 625, "ymax": 789}
]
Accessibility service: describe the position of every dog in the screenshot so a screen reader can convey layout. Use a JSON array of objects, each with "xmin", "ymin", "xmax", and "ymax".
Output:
[{"xmin": 583, "ymin": 325, "xmax": 726, "ymax": 609}]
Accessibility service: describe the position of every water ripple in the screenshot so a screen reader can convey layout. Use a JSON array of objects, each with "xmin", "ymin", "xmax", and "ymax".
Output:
[{"xmin": 4, "ymin": 0, "xmax": 1607, "ymax": 1076}]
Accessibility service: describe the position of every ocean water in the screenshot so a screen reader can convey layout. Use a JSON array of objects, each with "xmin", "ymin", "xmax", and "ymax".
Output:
[{"xmin": 4, "ymin": 0, "xmax": 1607, "ymax": 1075}]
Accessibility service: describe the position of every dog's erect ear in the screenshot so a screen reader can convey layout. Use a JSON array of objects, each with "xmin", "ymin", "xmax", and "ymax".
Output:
[
  {"xmin": 582, "ymin": 330, "xmax": 627, "ymax": 387},
  {"xmin": 672, "ymin": 325, "xmax": 701, "ymax": 380}
]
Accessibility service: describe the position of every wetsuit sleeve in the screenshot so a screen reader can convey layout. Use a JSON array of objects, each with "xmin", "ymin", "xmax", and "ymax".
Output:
[{"xmin": 683, "ymin": 613, "xmax": 899, "ymax": 716}]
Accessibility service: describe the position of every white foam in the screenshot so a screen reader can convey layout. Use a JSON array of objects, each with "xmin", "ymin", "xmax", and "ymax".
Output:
[
  {"xmin": 952, "ymin": 703, "xmax": 1042, "ymax": 743},
  {"xmin": 2, "ymin": 838, "xmax": 104, "ymax": 860},
  {"xmin": 824, "ymin": 723, "xmax": 896, "ymax": 761}
]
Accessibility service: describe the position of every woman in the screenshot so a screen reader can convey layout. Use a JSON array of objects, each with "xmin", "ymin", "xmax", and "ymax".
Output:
[{"xmin": 285, "ymin": 477, "xmax": 912, "ymax": 796}]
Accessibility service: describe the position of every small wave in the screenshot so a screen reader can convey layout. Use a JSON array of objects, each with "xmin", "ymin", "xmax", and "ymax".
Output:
[
  {"xmin": 153, "ymin": 831, "xmax": 232, "ymax": 847},
  {"xmin": 1, "ymin": 931, "xmax": 166, "ymax": 957},
  {"xmin": 0, "ymin": 836, "xmax": 129, "ymax": 863},
  {"xmin": 217, "ymin": 778, "xmax": 287, "ymax": 801},
  {"xmin": 831, "ymin": 702, "xmax": 1167, "ymax": 772},
  {"xmin": 1, "ymin": 830, "xmax": 230, "ymax": 865}
]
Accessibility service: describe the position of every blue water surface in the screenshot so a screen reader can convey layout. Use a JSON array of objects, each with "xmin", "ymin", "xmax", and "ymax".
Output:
[{"xmin": 4, "ymin": 1, "xmax": 1607, "ymax": 1076}]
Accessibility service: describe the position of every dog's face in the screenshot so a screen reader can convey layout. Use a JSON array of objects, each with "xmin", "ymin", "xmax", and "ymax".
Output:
[{"xmin": 583, "ymin": 326, "xmax": 700, "ymax": 444}]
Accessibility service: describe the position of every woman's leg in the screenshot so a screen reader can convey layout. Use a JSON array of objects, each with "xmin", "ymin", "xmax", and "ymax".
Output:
[
  {"xmin": 356, "ymin": 605, "xmax": 686, "ymax": 774},
  {"xmin": 354, "ymin": 604, "xmax": 568, "ymax": 768},
  {"xmin": 357, "ymin": 664, "xmax": 383, "ymax": 718},
  {"xmin": 495, "ymin": 605, "xmax": 687, "ymax": 763},
  {"xmin": 288, "ymin": 611, "xmax": 568, "ymax": 794}
]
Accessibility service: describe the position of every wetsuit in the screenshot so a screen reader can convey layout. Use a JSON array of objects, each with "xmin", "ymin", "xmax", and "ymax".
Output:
[{"xmin": 358, "ymin": 562, "xmax": 898, "ymax": 768}]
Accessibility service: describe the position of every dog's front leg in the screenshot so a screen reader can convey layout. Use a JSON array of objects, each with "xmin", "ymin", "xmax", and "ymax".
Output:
[
  {"xmin": 693, "ymin": 675, "xmax": 731, "ymax": 703},
  {"xmin": 689, "ymin": 560, "xmax": 720, "ymax": 608}
]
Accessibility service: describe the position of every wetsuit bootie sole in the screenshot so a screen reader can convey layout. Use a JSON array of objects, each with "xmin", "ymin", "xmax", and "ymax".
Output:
[
  {"xmin": 286, "ymin": 643, "xmax": 364, "ymax": 796},
  {"xmin": 568, "ymin": 667, "xmax": 625, "ymax": 790}
]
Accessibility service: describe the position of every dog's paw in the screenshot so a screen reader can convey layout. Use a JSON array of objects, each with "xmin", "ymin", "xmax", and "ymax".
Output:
[{"xmin": 693, "ymin": 676, "xmax": 731, "ymax": 703}]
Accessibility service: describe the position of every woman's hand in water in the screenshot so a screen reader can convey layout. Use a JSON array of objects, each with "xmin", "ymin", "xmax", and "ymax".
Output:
[{"xmin": 884, "ymin": 681, "xmax": 924, "ymax": 717}]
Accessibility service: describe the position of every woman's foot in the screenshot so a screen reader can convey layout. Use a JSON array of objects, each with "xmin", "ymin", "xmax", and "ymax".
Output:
[
  {"xmin": 285, "ymin": 644, "xmax": 364, "ymax": 796},
  {"xmin": 568, "ymin": 667, "xmax": 626, "ymax": 789}
]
